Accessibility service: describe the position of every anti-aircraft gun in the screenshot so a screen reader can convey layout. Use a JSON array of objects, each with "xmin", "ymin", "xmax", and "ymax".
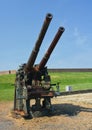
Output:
[{"xmin": 14, "ymin": 13, "xmax": 65, "ymax": 118}]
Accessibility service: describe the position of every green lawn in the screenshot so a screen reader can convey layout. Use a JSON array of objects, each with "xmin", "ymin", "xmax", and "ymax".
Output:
[
  {"xmin": 0, "ymin": 74, "xmax": 15, "ymax": 101},
  {"xmin": 50, "ymin": 72, "xmax": 92, "ymax": 91},
  {"xmin": 0, "ymin": 72, "xmax": 92, "ymax": 101}
]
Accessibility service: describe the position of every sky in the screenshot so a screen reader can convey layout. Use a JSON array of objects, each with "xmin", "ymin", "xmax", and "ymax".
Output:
[{"xmin": 0, "ymin": 0, "xmax": 92, "ymax": 71}]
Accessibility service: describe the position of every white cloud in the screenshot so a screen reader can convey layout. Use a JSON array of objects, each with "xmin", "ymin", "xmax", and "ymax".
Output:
[{"xmin": 73, "ymin": 27, "xmax": 87, "ymax": 46}]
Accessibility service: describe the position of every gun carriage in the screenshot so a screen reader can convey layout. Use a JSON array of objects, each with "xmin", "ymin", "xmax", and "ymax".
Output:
[{"xmin": 14, "ymin": 13, "xmax": 65, "ymax": 118}]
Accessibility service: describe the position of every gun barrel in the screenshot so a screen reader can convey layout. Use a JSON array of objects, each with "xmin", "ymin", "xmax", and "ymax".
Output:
[
  {"xmin": 38, "ymin": 27, "xmax": 65, "ymax": 70},
  {"xmin": 25, "ymin": 13, "xmax": 53, "ymax": 72}
]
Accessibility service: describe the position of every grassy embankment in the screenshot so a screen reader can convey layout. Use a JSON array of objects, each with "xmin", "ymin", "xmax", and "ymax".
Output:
[
  {"xmin": 50, "ymin": 72, "xmax": 92, "ymax": 91},
  {"xmin": 0, "ymin": 72, "xmax": 92, "ymax": 101},
  {"xmin": 0, "ymin": 74, "xmax": 15, "ymax": 101}
]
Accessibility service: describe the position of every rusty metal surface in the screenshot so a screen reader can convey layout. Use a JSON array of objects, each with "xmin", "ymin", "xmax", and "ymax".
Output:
[
  {"xmin": 28, "ymin": 91, "xmax": 54, "ymax": 99},
  {"xmin": 38, "ymin": 27, "xmax": 65, "ymax": 70},
  {"xmin": 25, "ymin": 13, "xmax": 53, "ymax": 72},
  {"xmin": 14, "ymin": 13, "xmax": 65, "ymax": 117}
]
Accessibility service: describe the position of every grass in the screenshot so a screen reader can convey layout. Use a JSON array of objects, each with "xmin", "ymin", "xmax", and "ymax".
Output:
[
  {"xmin": 50, "ymin": 72, "xmax": 92, "ymax": 91},
  {"xmin": 0, "ymin": 72, "xmax": 92, "ymax": 101},
  {"xmin": 0, "ymin": 74, "xmax": 15, "ymax": 101}
]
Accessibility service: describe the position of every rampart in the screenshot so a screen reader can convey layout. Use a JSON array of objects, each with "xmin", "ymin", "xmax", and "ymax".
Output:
[{"xmin": 0, "ymin": 68, "xmax": 92, "ymax": 75}]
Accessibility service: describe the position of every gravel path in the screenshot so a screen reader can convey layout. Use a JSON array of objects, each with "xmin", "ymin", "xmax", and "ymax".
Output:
[{"xmin": 0, "ymin": 93, "xmax": 92, "ymax": 130}]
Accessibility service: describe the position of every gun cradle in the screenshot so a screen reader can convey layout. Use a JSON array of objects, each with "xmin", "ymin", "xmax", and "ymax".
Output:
[{"xmin": 14, "ymin": 13, "xmax": 65, "ymax": 118}]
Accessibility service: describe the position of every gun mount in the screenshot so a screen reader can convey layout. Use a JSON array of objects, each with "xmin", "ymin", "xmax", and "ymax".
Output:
[{"xmin": 14, "ymin": 13, "xmax": 65, "ymax": 118}]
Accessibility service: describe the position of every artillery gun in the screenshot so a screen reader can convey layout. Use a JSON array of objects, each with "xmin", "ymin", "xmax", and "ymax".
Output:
[{"xmin": 14, "ymin": 13, "xmax": 65, "ymax": 118}]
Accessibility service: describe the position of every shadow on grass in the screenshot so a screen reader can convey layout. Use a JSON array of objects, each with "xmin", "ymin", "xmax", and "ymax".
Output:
[{"xmin": 51, "ymin": 103, "xmax": 92, "ymax": 116}]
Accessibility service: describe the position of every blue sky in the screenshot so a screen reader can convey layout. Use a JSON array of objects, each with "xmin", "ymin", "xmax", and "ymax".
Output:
[{"xmin": 0, "ymin": 0, "xmax": 92, "ymax": 71}]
